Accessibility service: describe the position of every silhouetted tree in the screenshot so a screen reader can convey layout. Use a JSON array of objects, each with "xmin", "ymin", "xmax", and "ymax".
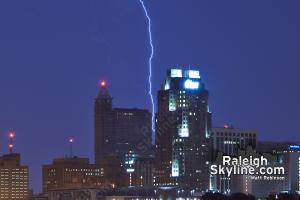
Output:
[
  {"xmin": 202, "ymin": 192, "xmax": 229, "ymax": 200},
  {"xmin": 277, "ymin": 193, "xmax": 300, "ymax": 200},
  {"xmin": 267, "ymin": 193, "xmax": 276, "ymax": 200},
  {"xmin": 247, "ymin": 194, "xmax": 256, "ymax": 200},
  {"xmin": 229, "ymin": 192, "xmax": 256, "ymax": 200}
]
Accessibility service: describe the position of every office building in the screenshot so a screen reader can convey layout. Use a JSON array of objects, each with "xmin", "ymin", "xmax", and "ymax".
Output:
[
  {"xmin": 249, "ymin": 143, "xmax": 300, "ymax": 197},
  {"xmin": 0, "ymin": 153, "xmax": 29, "ymax": 200},
  {"xmin": 257, "ymin": 141, "xmax": 293, "ymax": 153},
  {"xmin": 155, "ymin": 68, "xmax": 212, "ymax": 191},
  {"xmin": 210, "ymin": 126, "xmax": 257, "ymax": 194},
  {"xmin": 100, "ymin": 155, "xmax": 127, "ymax": 187},
  {"xmin": 134, "ymin": 156, "xmax": 155, "ymax": 187},
  {"xmin": 211, "ymin": 126, "xmax": 257, "ymax": 157},
  {"xmin": 271, "ymin": 144, "xmax": 300, "ymax": 193},
  {"xmin": 94, "ymin": 81, "xmax": 152, "ymax": 166},
  {"xmin": 284, "ymin": 146, "xmax": 300, "ymax": 193},
  {"xmin": 42, "ymin": 156, "xmax": 103, "ymax": 195},
  {"xmin": 99, "ymin": 152, "xmax": 155, "ymax": 188},
  {"xmin": 123, "ymin": 152, "xmax": 155, "ymax": 187}
]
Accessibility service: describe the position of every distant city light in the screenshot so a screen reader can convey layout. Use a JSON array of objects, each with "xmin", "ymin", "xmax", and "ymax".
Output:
[
  {"xmin": 289, "ymin": 145, "xmax": 300, "ymax": 149},
  {"xmin": 8, "ymin": 144, "xmax": 13, "ymax": 148},
  {"xmin": 126, "ymin": 168, "xmax": 135, "ymax": 173},
  {"xmin": 224, "ymin": 124, "xmax": 230, "ymax": 129},
  {"xmin": 69, "ymin": 138, "xmax": 74, "ymax": 143}
]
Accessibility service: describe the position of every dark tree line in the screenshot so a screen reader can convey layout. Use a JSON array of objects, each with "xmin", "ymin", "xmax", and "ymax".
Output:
[
  {"xmin": 202, "ymin": 192, "xmax": 255, "ymax": 200},
  {"xmin": 202, "ymin": 192, "xmax": 300, "ymax": 200},
  {"xmin": 267, "ymin": 193, "xmax": 300, "ymax": 200}
]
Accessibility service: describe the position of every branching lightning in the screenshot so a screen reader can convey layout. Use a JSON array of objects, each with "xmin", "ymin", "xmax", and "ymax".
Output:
[{"xmin": 139, "ymin": 0, "xmax": 155, "ymax": 134}]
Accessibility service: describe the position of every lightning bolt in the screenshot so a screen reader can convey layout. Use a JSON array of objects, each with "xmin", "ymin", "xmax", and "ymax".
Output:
[{"xmin": 139, "ymin": 0, "xmax": 155, "ymax": 134}]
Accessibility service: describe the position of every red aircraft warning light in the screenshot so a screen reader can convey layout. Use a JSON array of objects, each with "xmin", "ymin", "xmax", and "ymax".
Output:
[
  {"xmin": 9, "ymin": 143, "xmax": 14, "ymax": 154},
  {"xmin": 8, "ymin": 131, "xmax": 15, "ymax": 153},
  {"xmin": 68, "ymin": 137, "xmax": 75, "ymax": 157},
  {"xmin": 9, "ymin": 132, "xmax": 15, "ymax": 139},
  {"xmin": 100, "ymin": 80, "xmax": 107, "ymax": 88},
  {"xmin": 224, "ymin": 124, "xmax": 230, "ymax": 129},
  {"xmin": 69, "ymin": 138, "xmax": 74, "ymax": 143}
]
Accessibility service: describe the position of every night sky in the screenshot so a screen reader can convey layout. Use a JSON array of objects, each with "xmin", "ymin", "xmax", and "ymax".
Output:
[{"xmin": 0, "ymin": 0, "xmax": 300, "ymax": 193}]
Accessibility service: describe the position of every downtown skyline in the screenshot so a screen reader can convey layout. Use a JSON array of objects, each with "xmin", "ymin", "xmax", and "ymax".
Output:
[{"xmin": 0, "ymin": 0, "xmax": 300, "ymax": 193}]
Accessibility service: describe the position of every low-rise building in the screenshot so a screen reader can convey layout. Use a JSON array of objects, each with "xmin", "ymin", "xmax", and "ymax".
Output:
[{"xmin": 43, "ymin": 156, "xmax": 104, "ymax": 196}]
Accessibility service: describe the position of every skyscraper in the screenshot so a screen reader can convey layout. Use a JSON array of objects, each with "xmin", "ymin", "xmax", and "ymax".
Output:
[
  {"xmin": 155, "ymin": 68, "xmax": 212, "ymax": 191},
  {"xmin": 94, "ymin": 81, "xmax": 114, "ymax": 165},
  {"xmin": 94, "ymin": 81, "xmax": 152, "ymax": 166},
  {"xmin": 0, "ymin": 153, "xmax": 29, "ymax": 200}
]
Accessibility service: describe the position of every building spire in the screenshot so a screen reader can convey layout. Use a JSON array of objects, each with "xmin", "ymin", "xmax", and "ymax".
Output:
[
  {"xmin": 8, "ymin": 131, "xmax": 15, "ymax": 154},
  {"xmin": 97, "ymin": 80, "xmax": 111, "ymax": 98}
]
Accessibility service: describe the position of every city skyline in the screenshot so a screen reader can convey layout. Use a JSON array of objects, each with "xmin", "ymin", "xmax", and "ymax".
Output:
[{"xmin": 1, "ymin": 0, "xmax": 300, "ymax": 194}]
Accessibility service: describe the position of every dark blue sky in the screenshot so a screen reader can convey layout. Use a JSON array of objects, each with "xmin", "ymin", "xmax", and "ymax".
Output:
[{"xmin": 0, "ymin": 0, "xmax": 300, "ymax": 193}]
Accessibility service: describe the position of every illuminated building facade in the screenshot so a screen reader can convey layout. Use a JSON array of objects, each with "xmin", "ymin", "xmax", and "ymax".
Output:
[
  {"xmin": 42, "ymin": 157, "xmax": 103, "ymax": 196},
  {"xmin": 245, "ymin": 143, "xmax": 300, "ymax": 197},
  {"xmin": 100, "ymin": 152, "xmax": 155, "ymax": 188},
  {"xmin": 0, "ymin": 153, "xmax": 29, "ymax": 200},
  {"xmin": 123, "ymin": 152, "xmax": 155, "ymax": 187},
  {"xmin": 282, "ymin": 146, "xmax": 300, "ymax": 193},
  {"xmin": 211, "ymin": 127, "xmax": 257, "ymax": 158},
  {"xmin": 210, "ymin": 127, "xmax": 257, "ymax": 194},
  {"xmin": 46, "ymin": 187, "xmax": 177, "ymax": 200},
  {"xmin": 155, "ymin": 68, "xmax": 212, "ymax": 191},
  {"xmin": 269, "ymin": 144, "xmax": 300, "ymax": 193},
  {"xmin": 94, "ymin": 81, "xmax": 152, "ymax": 166}
]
